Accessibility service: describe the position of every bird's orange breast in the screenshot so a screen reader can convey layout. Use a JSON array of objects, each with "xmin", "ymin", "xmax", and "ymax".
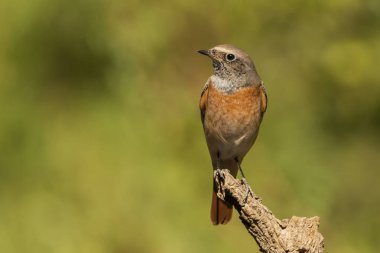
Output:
[
  {"xmin": 204, "ymin": 83, "xmax": 263, "ymax": 143},
  {"xmin": 205, "ymin": 84, "xmax": 261, "ymax": 128}
]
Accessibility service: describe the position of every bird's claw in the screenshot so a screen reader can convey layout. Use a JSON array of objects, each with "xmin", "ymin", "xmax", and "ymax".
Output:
[{"xmin": 241, "ymin": 177, "xmax": 254, "ymax": 203}]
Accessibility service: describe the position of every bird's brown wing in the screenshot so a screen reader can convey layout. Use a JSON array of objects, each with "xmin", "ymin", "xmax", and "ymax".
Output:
[
  {"xmin": 259, "ymin": 82, "xmax": 268, "ymax": 114},
  {"xmin": 199, "ymin": 79, "xmax": 210, "ymax": 124}
]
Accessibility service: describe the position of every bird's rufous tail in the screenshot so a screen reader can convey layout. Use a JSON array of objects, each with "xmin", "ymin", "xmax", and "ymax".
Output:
[
  {"xmin": 211, "ymin": 190, "xmax": 232, "ymax": 225},
  {"xmin": 210, "ymin": 159, "xmax": 239, "ymax": 225}
]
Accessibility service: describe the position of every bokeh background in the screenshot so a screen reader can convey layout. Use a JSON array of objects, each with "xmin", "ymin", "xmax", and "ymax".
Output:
[{"xmin": 1, "ymin": 0, "xmax": 379, "ymax": 252}]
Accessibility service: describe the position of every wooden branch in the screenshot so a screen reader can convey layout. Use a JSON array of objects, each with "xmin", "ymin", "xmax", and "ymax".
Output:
[{"xmin": 214, "ymin": 169, "xmax": 324, "ymax": 253}]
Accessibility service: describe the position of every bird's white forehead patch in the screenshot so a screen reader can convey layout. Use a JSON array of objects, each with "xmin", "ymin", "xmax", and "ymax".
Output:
[{"xmin": 212, "ymin": 47, "xmax": 231, "ymax": 54}]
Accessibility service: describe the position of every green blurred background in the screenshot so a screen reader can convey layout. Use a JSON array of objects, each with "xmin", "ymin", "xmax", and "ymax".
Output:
[{"xmin": 1, "ymin": 0, "xmax": 379, "ymax": 252}]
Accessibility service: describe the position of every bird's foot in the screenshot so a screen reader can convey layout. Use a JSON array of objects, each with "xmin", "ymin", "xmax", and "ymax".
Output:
[{"xmin": 241, "ymin": 177, "xmax": 254, "ymax": 203}]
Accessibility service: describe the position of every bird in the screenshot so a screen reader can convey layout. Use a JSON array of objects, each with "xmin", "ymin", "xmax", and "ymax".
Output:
[{"xmin": 198, "ymin": 44, "xmax": 267, "ymax": 225}]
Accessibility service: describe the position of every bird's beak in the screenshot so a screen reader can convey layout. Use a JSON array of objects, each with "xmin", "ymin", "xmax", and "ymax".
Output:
[{"xmin": 197, "ymin": 49, "xmax": 210, "ymax": 56}]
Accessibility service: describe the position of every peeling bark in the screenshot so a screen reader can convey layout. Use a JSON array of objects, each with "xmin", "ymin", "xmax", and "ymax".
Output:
[{"xmin": 214, "ymin": 169, "xmax": 324, "ymax": 253}]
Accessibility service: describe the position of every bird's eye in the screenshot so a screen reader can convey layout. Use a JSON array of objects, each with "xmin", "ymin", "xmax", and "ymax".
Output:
[{"xmin": 226, "ymin": 54, "xmax": 236, "ymax": 62}]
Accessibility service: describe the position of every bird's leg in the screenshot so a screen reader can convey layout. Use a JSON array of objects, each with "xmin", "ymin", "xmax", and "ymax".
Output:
[
  {"xmin": 235, "ymin": 158, "xmax": 253, "ymax": 203},
  {"xmin": 214, "ymin": 152, "xmax": 223, "ymax": 195},
  {"xmin": 214, "ymin": 152, "xmax": 222, "ymax": 188},
  {"xmin": 216, "ymin": 152, "xmax": 221, "ymax": 170},
  {"xmin": 236, "ymin": 159, "xmax": 246, "ymax": 179}
]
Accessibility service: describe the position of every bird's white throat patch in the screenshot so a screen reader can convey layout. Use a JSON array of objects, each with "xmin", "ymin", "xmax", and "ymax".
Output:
[{"xmin": 211, "ymin": 75, "xmax": 238, "ymax": 93}]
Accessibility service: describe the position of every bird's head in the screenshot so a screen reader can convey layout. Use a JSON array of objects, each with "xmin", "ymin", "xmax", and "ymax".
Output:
[{"xmin": 198, "ymin": 44, "xmax": 261, "ymax": 90}]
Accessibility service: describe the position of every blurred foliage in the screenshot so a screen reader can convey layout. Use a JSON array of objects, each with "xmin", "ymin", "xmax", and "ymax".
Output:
[{"xmin": 0, "ymin": 0, "xmax": 379, "ymax": 252}]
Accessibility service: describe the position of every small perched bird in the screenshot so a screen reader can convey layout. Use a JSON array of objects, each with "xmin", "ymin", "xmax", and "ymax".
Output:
[{"xmin": 198, "ymin": 44, "xmax": 267, "ymax": 225}]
